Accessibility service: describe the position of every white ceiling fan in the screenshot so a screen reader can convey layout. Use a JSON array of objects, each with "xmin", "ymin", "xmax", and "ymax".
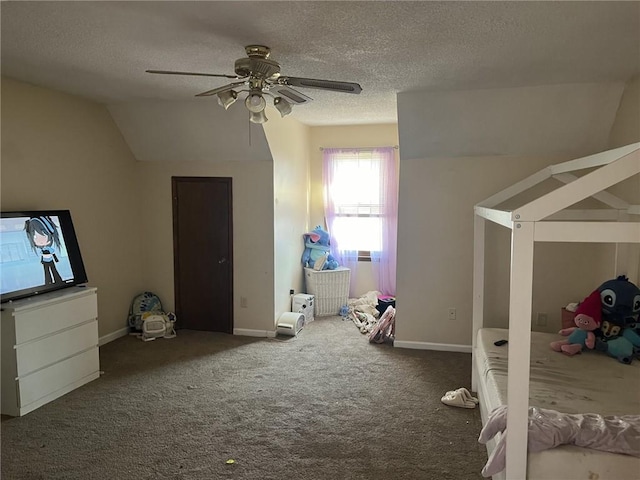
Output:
[{"xmin": 147, "ymin": 45, "xmax": 363, "ymax": 123}]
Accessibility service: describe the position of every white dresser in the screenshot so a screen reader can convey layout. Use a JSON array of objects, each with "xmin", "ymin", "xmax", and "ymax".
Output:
[{"xmin": 1, "ymin": 286, "xmax": 100, "ymax": 416}]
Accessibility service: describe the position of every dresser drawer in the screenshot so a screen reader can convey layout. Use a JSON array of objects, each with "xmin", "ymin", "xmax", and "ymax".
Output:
[
  {"xmin": 18, "ymin": 347, "xmax": 99, "ymax": 408},
  {"xmin": 14, "ymin": 292, "xmax": 97, "ymax": 344},
  {"xmin": 15, "ymin": 320, "xmax": 98, "ymax": 377}
]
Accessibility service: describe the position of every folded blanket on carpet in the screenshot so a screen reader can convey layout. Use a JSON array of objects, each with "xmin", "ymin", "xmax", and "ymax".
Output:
[{"xmin": 347, "ymin": 291, "xmax": 380, "ymax": 334}]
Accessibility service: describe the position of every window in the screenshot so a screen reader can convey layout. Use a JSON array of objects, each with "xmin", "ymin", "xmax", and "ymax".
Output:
[
  {"xmin": 326, "ymin": 151, "xmax": 384, "ymax": 254},
  {"xmin": 322, "ymin": 147, "xmax": 398, "ymax": 295}
]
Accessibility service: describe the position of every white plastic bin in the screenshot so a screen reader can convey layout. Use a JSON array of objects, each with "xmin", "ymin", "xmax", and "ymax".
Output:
[
  {"xmin": 292, "ymin": 294, "xmax": 315, "ymax": 323},
  {"xmin": 303, "ymin": 267, "xmax": 350, "ymax": 316}
]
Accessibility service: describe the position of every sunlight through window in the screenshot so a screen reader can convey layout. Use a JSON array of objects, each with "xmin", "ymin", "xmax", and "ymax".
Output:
[{"xmin": 325, "ymin": 151, "xmax": 384, "ymax": 253}]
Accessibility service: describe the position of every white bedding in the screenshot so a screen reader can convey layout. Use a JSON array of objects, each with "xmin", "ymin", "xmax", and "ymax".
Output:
[{"xmin": 475, "ymin": 328, "xmax": 640, "ymax": 480}]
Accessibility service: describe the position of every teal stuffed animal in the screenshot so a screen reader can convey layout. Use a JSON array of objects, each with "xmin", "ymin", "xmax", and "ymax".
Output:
[
  {"xmin": 595, "ymin": 334, "xmax": 636, "ymax": 364},
  {"xmin": 301, "ymin": 225, "xmax": 339, "ymax": 270}
]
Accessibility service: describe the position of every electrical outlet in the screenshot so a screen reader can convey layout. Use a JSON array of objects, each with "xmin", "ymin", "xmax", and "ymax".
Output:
[
  {"xmin": 536, "ymin": 312, "xmax": 547, "ymax": 326},
  {"xmin": 289, "ymin": 289, "xmax": 294, "ymax": 295},
  {"xmin": 448, "ymin": 308, "xmax": 456, "ymax": 320},
  {"xmin": 240, "ymin": 296, "xmax": 248, "ymax": 308}
]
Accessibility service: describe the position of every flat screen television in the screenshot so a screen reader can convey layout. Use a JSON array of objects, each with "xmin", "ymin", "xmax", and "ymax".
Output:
[{"xmin": 1, "ymin": 210, "xmax": 88, "ymax": 303}]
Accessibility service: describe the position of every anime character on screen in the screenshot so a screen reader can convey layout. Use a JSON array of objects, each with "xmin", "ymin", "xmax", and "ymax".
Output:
[{"xmin": 24, "ymin": 216, "xmax": 63, "ymax": 285}]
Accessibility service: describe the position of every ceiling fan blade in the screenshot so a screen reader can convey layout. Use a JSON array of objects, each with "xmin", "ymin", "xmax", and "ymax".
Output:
[
  {"xmin": 146, "ymin": 69, "xmax": 239, "ymax": 79},
  {"xmin": 195, "ymin": 81, "xmax": 247, "ymax": 97},
  {"xmin": 277, "ymin": 76, "xmax": 362, "ymax": 94},
  {"xmin": 268, "ymin": 84, "xmax": 313, "ymax": 105}
]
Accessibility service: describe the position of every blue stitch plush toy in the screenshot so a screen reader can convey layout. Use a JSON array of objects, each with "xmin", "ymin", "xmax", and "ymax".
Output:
[
  {"xmin": 301, "ymin": 225, "xmax": 339, "ymax": 270},
  {"xmin": 594, "ymin": 275, "xmax": 640, "ymax": 364}
]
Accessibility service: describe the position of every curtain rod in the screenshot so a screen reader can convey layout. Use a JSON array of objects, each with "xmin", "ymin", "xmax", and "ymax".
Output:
[{"xmin": 319, "ymin": 145, "xmax": 399, "ymax": 151}]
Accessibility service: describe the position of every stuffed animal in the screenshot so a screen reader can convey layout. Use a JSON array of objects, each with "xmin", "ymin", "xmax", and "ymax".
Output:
[
  {"xmin": 623, "ymin": 327, "xmax": 640, "ymax": 360},
  {"xmin": 301, "ymin": 225, "xmax": 339, "ymax": 270},
  {"xmin": 550, "ymin": 290, "xmax": 601, "ymax": 355},
  {"xmin": 597, "ymin": 275, "xmax": 640, "ymax": 328},
  {"xmin": 594, "ymin": 321, "xmax": 640, "ymax": 364},
  {"xmin": 593, "ymin": 275, "xmax": 640, "ymax": 364},
  {"xmin": 595, "ymin": 335, "xmax": 636, "ymax": 364}
]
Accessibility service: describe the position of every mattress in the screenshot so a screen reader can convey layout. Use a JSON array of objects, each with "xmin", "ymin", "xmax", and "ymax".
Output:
[
  {"xmin": 476, "ymin": 327, "xmax": 640, "ymax": 415},
  {"xmin": 475, "ymin": 328, "xmax": 640, "ymax": 480}
]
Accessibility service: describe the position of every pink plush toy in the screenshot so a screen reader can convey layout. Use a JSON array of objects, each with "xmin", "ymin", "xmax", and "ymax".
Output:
[{"xmin": 550, "ymin": 290, "xmax": 602, "ymax": 355}]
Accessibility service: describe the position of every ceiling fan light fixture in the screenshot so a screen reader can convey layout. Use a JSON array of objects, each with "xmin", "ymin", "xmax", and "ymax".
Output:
[
  {"xmin": 147, "ymin": 46, "xmax": 363, "ymax": 125},
  {"xmin": 217, "ymin": 90, "xmax": 238, "ymax": 110},
  {"xmin": 245, "ymin": 92, "xmax": 266, "ymax": 113},
  {"xmin": 273, "ymin": 97, "xmax": 292, "ymax": 117},
  {"xmin": 249, "ymin": 109, "xmax": 268, "ymax": 124}
]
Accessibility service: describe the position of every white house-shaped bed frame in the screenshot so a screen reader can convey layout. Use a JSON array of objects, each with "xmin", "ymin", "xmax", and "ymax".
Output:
[{"xmin": 472, "ymin": 143, "xmax": 640, "ymax": 479}]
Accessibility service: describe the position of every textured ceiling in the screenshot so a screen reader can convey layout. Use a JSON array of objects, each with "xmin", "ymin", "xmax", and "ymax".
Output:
[{"xmin": 2, "ymin": 1, "xmax": 639, "ymax": 126}]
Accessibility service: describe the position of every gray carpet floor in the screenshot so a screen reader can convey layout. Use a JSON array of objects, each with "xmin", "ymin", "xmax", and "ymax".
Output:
[{"xmin": 1, "ymin": 317, "xmax": 487, "ymax": 479}]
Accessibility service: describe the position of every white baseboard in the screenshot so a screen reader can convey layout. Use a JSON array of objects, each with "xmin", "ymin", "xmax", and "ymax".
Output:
[
  {"xmin": 394, "ymin": 340, "xmax": 471, "ymax": 353},
  {"xmin": 99, "ymin": 327, "xmax": 129, "ymax": 346},
  {"xmin": 100, "ymin": 327, "xmax": 278, "ymax": 343},
  {"xmin": 233, "ymin": 328, "xmax": 276, "ymax": 338},
  {"xmin": 102, "ymin": 326, "xmax": 468, "ymax": 350}
]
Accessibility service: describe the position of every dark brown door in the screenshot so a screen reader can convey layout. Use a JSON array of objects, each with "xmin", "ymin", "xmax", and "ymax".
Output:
[{"xmin": 172, "ymin": 177, "xmax": 233, "ymax": 333}]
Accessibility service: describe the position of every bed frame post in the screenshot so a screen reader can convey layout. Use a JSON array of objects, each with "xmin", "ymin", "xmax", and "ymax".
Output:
[
  {"xmin": 505, "ymin": 220, "xmax": 534, "ymax": 480},
  {"xmin": 472, "ymin": 213, "xmax": 486, "ymax": 392},
  {"xmin": 614, "ymin": 211, "xmax": 640, "ymax": 285}
]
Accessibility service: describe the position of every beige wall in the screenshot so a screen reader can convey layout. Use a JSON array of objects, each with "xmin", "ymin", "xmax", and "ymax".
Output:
[
  {"xmin": 609, "ymin": 75, "xmax": 640, "ymax": 149},
  {"xmin": 1, "ymin": 78, "xmax": 278, "ymax": 337},
  {"xmin": 308, "ymin": 124, "xmax": 400, "ymax": 297},
  {"xmin": 1, "ymin": 78, "xmax": 145, "ymax": 338},
  {"xmin": 263, "ymin": 114, "xmax": 311, "ymax": 321},
  {"xmin": 609, "ymin": 75, "xmax": 640, "ymax": 284},
  {"xmin": 394, "ymin": 77, "xmax": 640, "ymax": 347},
  {"xmin": 398, "ymin": 82, "xmax": 624, "ymax": 159},
  {"xmin": 135, "ymin": 160, "xmax": 275, "ymax": 334},
  {"xmin": 109, "ymin": 97, "xmax": 277, "ymax": 333},
  {"xmin": 3, "ymin": 75, "xmax": 636, "ymax": 346},
  {"xmin": 395, "ymin": 155, "xmax": 616, "ymax": 346}
]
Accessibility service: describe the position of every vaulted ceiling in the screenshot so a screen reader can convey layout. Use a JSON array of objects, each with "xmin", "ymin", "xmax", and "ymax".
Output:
[{"xmin": 2, "ymin": 1, "xmax": 639, "ymax": 127}]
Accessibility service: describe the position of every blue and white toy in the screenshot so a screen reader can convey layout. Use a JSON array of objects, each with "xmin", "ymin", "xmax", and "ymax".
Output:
[
  {"xmin": 301, "ymin": 225, "xmax": 339, "ymax": 270},
  {"xmin": 594, "ymin": 275, "xmax": 640, "ymax": 364}
]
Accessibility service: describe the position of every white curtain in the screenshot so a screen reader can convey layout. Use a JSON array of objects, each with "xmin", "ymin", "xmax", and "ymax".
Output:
[
  {"xmin": 323, "ymin": 148, "xmax": 359, "ymax": 296},
  {"xmin": 370, "ymin": 147, "xmax": 398, "ymax": 296},
  {"xmin": 322, "ymin": 147, "xmax": 398, "ymax": 296}
]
